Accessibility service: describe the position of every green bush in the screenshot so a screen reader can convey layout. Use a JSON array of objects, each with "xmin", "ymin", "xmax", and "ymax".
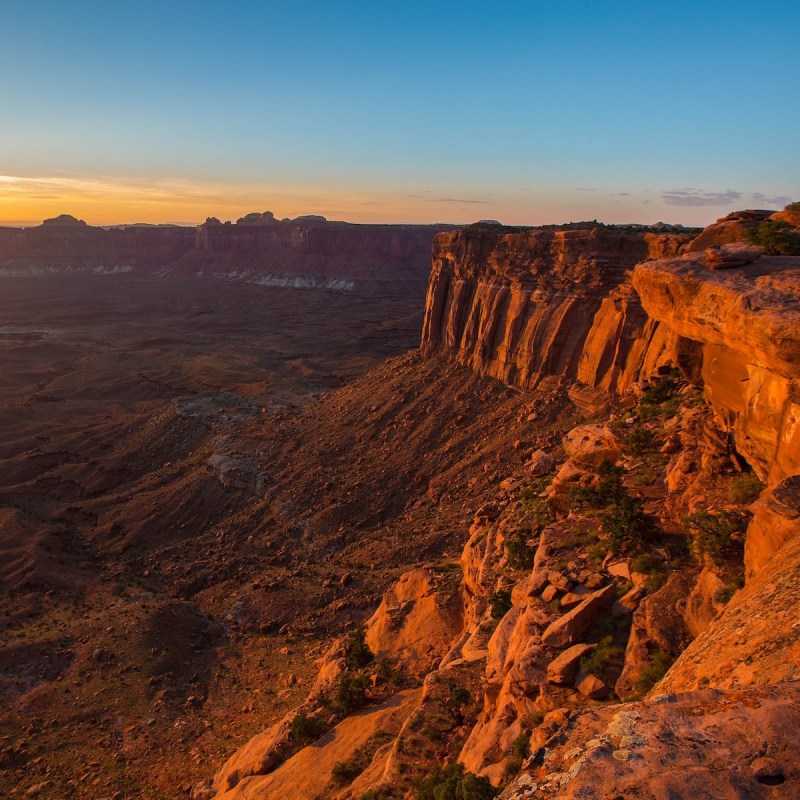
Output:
[
  {"xmin": 579, "ymin": 635, "xmax": 625, "ymax": 678},
  {"xmin": 744, "ymin": 220, "xmax": 800, "ymax": 255},
  {"xmin": 634, "ymin": 650, "xmax": 673, "ymax": 695},
  {"xmin": 413, "ymin": 763, "xmax": 499, "ymax": 800},
  {"xmin": 332, "ymin": 759, "xmax": 363, "ymax": 780},
  {"xmin": 685, "ymin": 510, "xmax": 747, "ymax": 565},
  {"xmin": 290, "ymin": 712, "xmax": 326, "ymax": 744},
  {"xmin": 489, "ymin": 589, "xmax": 512, "ymax": 620},
  {"xmin": 505, "ymin": 529, "xmax": 535, "ymax": 569},
  {"xmin": 510, "ymin": 732, "xmax": 530, "ymax": 758},
  {"xmin": 569, "ymin": 461, "xmax": 625, "ymax": 510},
  {"xmin": 448, "ymin": 682, "xmax": 472, "ymax": 712},
  {"xmin": 520, "ymin": 477, "xmax": 555, "ymax": 523},
  {"xmin": 727, "ymin": 472, "xmax": 764, "ymax": 505},
  {"xmin": 625, "ymin": 427, "xmax": 658, "ymax": 456},
  {"xmin": 601, "ymin": 496, "xmax": 659, "ymax": 555},
  {"xmin": 345, "ymin": 625, "xmax": 374, "ymax": 669},
  {"xmin": 336, "ymin": 673, "xmax": 370, "ymax": 713}
]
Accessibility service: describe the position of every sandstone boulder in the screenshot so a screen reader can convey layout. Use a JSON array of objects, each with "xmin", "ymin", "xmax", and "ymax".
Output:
[
  {"xmin": 502, "ymin": 683, "xmax": 800, "ymax": 800},
  {"xmin": 562, "ymin": 424, "xmax": 621, "ymax": 468},
  {"xmin": 704, "ymin": 242, "xmax": 764, "ymax": 270},
  {"xmin": 528, "ymin": 449, "xmax": 556, "ymax": 475},
  {"xmin": 546, "ymin": 643, "xmax": 595, "ymax": 685},
  {"xmin": 365, "ymin": 569, "xmax": 462, "ymax": 675},
  {"xmin": 541, "ymin": 584, "xmax": 615, "ymax": 648},
  {"xmin": 577, "ymin": 673, "xmax": 608, "ymax": 699},
  {"xmin": 683, "ymin": 566, "xmax": 728, "ymax": 638}
]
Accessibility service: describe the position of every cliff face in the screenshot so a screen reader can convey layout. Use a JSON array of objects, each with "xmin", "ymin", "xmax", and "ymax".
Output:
[
  {"xmin": 422, "ymin": 224, "xmax": 800, "ymax": 485},
  {"xmin": 178, "ymin": 219, "xmax": 450, "ymax": 290},
  {"xmin": 632, "ymin": 254, "xmax": 800, "ymax": 484},
  {"xmin": 0, "ymin": 223, "xmax": 195, "ymax": 273},
  {"xmin": 0, "ymin": 217, "xmax": 450, "ymax": 292},
  {"xmin": 420, "ymin": 226, "xmax": 688, "ymax": 390}
]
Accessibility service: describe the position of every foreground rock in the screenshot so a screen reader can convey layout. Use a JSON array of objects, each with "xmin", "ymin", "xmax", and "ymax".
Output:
[{"xmin": 501, "ymin": 682, "xmax": 800, "ymax": 799}]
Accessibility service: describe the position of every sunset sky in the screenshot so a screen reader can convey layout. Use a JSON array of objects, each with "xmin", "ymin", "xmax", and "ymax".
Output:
[{"xmin": 1, "ymin": 0, "xmax": 797, "ymax": 228}]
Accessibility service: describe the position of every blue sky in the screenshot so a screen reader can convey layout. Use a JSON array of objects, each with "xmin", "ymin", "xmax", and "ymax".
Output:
[{"xmin": 0, "ymin": 0, "xmax": 797, "ymax": 226}]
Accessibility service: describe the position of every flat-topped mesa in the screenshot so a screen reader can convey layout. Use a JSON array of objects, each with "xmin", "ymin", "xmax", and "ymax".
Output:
[
  {"xmin": 190, "ymin": 216, "xmax": 453, "ymax": 290},
  {"xmin": 420, "ymin": 224, "xmax": 688, "ymax": 390}
]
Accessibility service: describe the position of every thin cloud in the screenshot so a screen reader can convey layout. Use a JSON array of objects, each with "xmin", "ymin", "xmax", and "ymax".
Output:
[
  {"xmin": 661, "ymin": 189, "xmax": 742, "ymax": 207},
  {"xmin": 751, "ymin": 192, "xmax": 791, "ymax": 206},
  {"xmin": 434, "ymin": 198, "xmax": 490, "ymax": 205}
]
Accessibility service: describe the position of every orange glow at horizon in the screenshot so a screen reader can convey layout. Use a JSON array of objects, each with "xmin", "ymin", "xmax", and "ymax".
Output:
[{"xmin": 0, "ymin": 171, "xmax": 526, "ymax": 227}]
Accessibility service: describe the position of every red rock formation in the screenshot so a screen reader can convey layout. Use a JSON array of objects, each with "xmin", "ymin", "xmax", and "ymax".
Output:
[
  {"xmin": 420, "ymin": 225, "xmax": 688, "ymax": 389},
  {"xmin": 0, "ymin": 216, "xmax": 451, "ymax": 291},
  {"xmin": 632, "ymin": 252, "xmax": 800, "ymax": 483}
]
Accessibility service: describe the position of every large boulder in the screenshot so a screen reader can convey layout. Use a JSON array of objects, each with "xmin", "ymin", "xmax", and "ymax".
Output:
[
  {"xmin": 562, "ymin": 424, "xmax": 621, "ymax": 468},
  {"xmin": 541, "ymin": 584, "xmax": 616, "ymax": 648},
  {"xmin": 546, "ymin": 643, "xmax": 595, "ymax": 685}
]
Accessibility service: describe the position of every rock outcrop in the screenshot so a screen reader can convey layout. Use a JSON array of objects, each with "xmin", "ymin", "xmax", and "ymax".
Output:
[
  {"xmin": 420, "ymin": 225, "xmax": 689, "ymax": 390},
  {"xmin": 632, "ymin": 251, "xmax": 800, "ymax": 483}
]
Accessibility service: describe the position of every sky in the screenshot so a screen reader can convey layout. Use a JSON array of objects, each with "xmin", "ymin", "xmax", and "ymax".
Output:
[{"xmin": 0, "ymin": 0, "xmax": 797, "ymax": 227}]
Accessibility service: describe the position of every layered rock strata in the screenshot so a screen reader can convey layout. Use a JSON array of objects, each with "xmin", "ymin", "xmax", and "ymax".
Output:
[{"xmin": 420, "ymin": 226, "xmax": 688, "ymax": 390}]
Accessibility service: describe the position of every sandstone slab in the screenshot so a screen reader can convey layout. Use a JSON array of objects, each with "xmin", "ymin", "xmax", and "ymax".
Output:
[{"xmin": 541, "ymin": 584, "xmax": 615, "ymax": 649}]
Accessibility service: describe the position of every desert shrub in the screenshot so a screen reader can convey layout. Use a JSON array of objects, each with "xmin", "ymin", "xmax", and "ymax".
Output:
[
  {"xmin": 505, "ymin": 529, "xmax": 535, "ymax": 569},
  {"xmin": 526, "ymin": 709, "xmax": 545, "ymax": 727},
  {"xmin": 685, "ymin": 510, "xmax": 747, "ymax": 565},
  {"xmin": 601, "ymin": 496, "xmax": 659, "ymax": 555},
  {"xmin": 634, "ymin": 650, "xmax": 673, "ymax": 694},
  {"xmin": 744, "ymin": 220, "xmax": 800, "ymax": 255},
  {"xmin": 489, "ymin": 589, "xmax": 512, "ymax": 620},
  {"xmin": 448, "ymin": 682, "xmax": 472, "ymax": 712},
  {"xmin": 625, "ymin": 427, "xmax": 658, "ymax": 456},
  {"xmin": 580, "ymin": 635, "xmax": 625, "ymax": 678},
  {"xmin": 714, "ymin": 574, "xmax": 744, "ymax": 604},
  {"xmin": 569, "ymin": 461, "xmax": 625, "ymax": 510},
  {"xmin": 504, "ymin": 755, "xmax": 523, "ymax": 775},
  {"xmin": 510, "ymin": 732, "xmax": 530, "ymax": 758},
  {"xmin": 345, "ymin": 625, "xmax": 374, "ymax": 669},
  {"xmin": 786, "ymin": 201, "xmax": 800, "ymax": 212},
  {"xmin": 336, "ymin": 673, "xmax": 370, "ymax": 713},
  {"xmin": 290, "ymin": 712, "xmax": 325, "ymax": 744},
  {"xmin": 520, "ymin": 477, "xmax": 554, "ymax": 523},
  {"xmin": 636, "ymin": 372, "xmax": 683, "ymax": 420},
  {"xmin": 727, "ymin": 472, "xmax": 764, "ymax": 504},
  {"xmin": 375, "ymin": 658, "xmax": 402, "ymax": 687},
  {"xmin": 332, "ymin": 758, "xmax": 363, "ymax": 780},
  {"xmin": 413, "ymin": 763, "xmax": 499, "ymax": 800}
]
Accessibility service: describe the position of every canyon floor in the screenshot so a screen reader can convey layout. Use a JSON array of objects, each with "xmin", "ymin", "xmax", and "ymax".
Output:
[
  {"xmin": 0, "ymin": 276, "xmax": 442, "ymax": 798},
  {"xmin": 1, "ymin": 276, "xmax": 576, "ymax": 799}
]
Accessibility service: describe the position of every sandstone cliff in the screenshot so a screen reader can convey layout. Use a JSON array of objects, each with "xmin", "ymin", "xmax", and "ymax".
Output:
[
  {"xmin": 211, "ymin": 211, "xmax": 800, "ymax": 800},
  {"xmin": 0, "ymin": 215, "xmax": 450, "ymax": 292},
  {"xmin": 420, "ymin": 225, "xmax": 689, "ymax": 390}
]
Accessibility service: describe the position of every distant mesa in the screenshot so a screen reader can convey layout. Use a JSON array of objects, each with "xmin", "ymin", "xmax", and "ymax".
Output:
[
  {"xmin": 41, "ymin": 213, "xmax": 88, "ymax": 228},
  {"xmin": 236, "ymin": 211, "xmax": 279, "ymax": 226},
  {"xmin": 232, "ymin": 211, "xmax": 328, "ymax": 226},
  {"xmin": 476, "ymin": 219, "xmax": 502, "ymax": 226}
]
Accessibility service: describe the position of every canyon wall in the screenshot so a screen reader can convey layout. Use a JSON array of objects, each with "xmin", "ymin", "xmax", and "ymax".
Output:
[
  {"xmin": 0, "ymin": 214, "xmax": 450, "ymax": 291},
  {"xmin": 420, "ymin": 226, "xmax": 688, "ymax": 391},
  {"xmin": 421, "ymin": 222, "xmax": 800, "ymax": 486}
]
